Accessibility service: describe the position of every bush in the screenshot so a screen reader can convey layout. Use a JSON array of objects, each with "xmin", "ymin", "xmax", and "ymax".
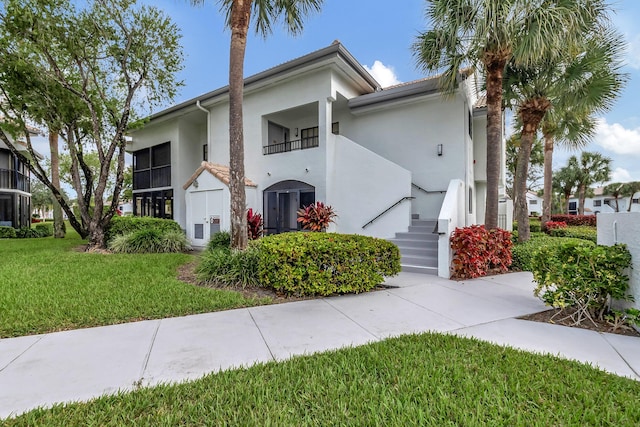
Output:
[
  {"xmin": 196, "ymin": 246, "xmax": 260, "ymax": 288},
  {"xmin": 247, "ymin": 208, "xmax": 263, "ymax": 240},
  {"xmin": 512, "ymin": 220, "xmax": 541, "ymax": 233},
  {"xmin": 207, "ymin": 231, "xmax": 231, "ymax": 251},
  {"xmin": 511, "ymin": 234, "xmax": 595, "ymax": 271},
  {"xmin": 15, "ymin": 227, "xmax": 42, "ymax": 238},
  {"xmin": 550, "ymin": 214, "xmax": 596, "ymax": 227},
  {"xmin": 108, "ymin": 228, "xmax": 191, "ymax": 253},
  {"xmin": 35, "ymin": 223, "xmax": 53, "ymax": 237},
  {"xmin": 105, "ymin": 216, "xmax": 182, "ymax": 243},
  {"xmin": 297, "ymin": 201, "xmax": 337, "ymax": 232},
  {"xmin": 548, "ymin": 226, "xmax": 597, "ymax": 243},
  {"xmin": 532, "ymin": 242, "xmax": 632, "ymax": 325},
  {"xmin": 544, "ymin": 221, "xmax": 567, "ymax": 230},
  {"xmin": 450, "ymin": 225, "xmax": 513, "ymax": 279},
  {"xmin": 0, "ymin": 226, "xmax": 16, "ymax": 239},
  {"xmin": 255, "ymin": 232, "xmax": 400, "ymax": 296}
]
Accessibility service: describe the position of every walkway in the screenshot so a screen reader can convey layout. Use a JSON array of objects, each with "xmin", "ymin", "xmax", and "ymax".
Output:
[{"xmin": 1, "ymin": 272, "xmax": 639, "ymax": 419}]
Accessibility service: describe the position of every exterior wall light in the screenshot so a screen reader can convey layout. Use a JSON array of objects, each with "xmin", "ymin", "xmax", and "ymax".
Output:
[{"xmin": 437, "ymin": 143, "xmax": 443, "ymax": 156}]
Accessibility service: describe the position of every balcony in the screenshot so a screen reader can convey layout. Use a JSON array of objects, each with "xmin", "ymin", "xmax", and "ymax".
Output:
[
  {"xmin": 0, "ymin": 168, "xmax": 30, "ymax": 193},
  {"xmin": 263, "ymin": 136, "xmax": 319, "ymax": 155}
]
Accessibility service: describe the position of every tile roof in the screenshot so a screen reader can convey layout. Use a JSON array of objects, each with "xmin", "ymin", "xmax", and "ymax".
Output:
[
  {"xmin": 474, "ymin": 94, "xmax": 487, "ymax": 109},
  {"xmin": 183, "ymin": 162, "xmax": 257, "ymax": 190}
]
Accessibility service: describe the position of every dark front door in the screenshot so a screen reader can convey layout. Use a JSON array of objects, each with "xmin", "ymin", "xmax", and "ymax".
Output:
[{"xmin": 264, "ymin": 181, "xmax": 315, "ymax": 234}]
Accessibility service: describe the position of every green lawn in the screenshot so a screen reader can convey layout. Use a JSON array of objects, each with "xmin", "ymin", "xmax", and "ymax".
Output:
[
  {"xmin": 6, "ymin": 333, "xmax": 640, "ymax": 426},
  {"xmin": 0, "ymin": 231, "xmax": 269, "ymax": 338}
]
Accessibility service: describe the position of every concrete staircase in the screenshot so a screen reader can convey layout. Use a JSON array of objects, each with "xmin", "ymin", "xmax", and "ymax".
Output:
[{"xmin": 389, "ymin": 218, "xmax": 438, "ymax": 275}]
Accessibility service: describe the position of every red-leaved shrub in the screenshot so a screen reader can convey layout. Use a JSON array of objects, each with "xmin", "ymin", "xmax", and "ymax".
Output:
[
  {"xmin": 450, "ymin": 225, "xmax": 513, "ymax": 279},
  {"xmin": 550, "ymin": 215, "xmax": 596, "ymax": 227},
  {"xmin": 544, "ymin": 221, "xmax": 567, "ymax": 230},
  {"xmin": 247, "ymin": 208, "xmax": 263, "ymax": 240},
  {"xmin": 296, "ymin": 202, "xmax": 337, "ymax": 232}
]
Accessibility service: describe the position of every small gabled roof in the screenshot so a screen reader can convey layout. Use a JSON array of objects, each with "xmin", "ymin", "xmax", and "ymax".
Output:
[{"xmin": 183, "ymin": 162, "xmax": 257, "ymax": 190}]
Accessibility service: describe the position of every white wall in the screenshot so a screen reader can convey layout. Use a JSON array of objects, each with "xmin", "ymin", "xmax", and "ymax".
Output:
[
  {"xmin": 597, "ymin": 213, "xmax": 640, "ymax": 311},
  {"xmin": 326, "ymin": 135, "xmax": 411, "ymax": 238},
  {"xmin": 349, "ymin": 94, "xmax": 468, "ymax": 221}
]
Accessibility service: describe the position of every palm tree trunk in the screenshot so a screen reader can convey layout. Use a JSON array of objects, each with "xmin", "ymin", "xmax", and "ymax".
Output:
[
  {"xmin": 564, "ymin": 191, "xmax": 571, "ymax": 214},
  {"xmin": 542, "ymin": 132, "xmax": 554, "ymax": 228},
  {"xmin": 484, "ymin": 60, "xmax": 506, "ymax": 230},
  {"xmin": 578, "ymin": 185, "xmax": 586, "ymax": 215},
  {"xmin": 48, "ymin": 131, "xmax": 65, "ymax": 238},
  {"xmin": 228, "ymin": 0, "xmax": 251, "ymax": 250}
]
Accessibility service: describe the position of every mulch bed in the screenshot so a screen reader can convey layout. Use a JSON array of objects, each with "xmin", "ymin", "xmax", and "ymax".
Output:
[{"xmin": 519, "ymin": 308, "xmax": 640, "ymax": 338}]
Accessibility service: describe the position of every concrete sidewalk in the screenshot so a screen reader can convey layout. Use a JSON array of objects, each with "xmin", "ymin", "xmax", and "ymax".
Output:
[{"xmin": 1, "ymin": 272, "xmax": 639, "ymax": 419}]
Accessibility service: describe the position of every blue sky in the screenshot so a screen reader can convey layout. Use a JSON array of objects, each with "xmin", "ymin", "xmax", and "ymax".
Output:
[{"xmin": 152, "ymin": 0, "xmax": 640, "ymax": 185}]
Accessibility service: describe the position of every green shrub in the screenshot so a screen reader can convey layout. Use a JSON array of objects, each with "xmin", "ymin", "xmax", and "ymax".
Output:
[
  {"xmin": 16, "ymin": 227, "xmax": 41, "ymax": 238},
  {"xmin": 254, "ymin": 232, "xmax": 400, "ymax": 296},
  {"xmin": 532, "ymin": 242, "xmax": 632, "ymax": 325},
  {"xmin": 35, "ymin": 223, "xmax": 53, "ymax": 237},
  {"xmin": 105, "ymin": 216, "xmax": 182, "ymax": 243},
  {"xmin": 108, "ymin": 228, "xmax": 191, "ymax": 253},
  {"xmin": 0, "ymin": 226, "xmax": 16, "ymax": 239},
  {"xmin": 207, "ymin": 231, "xmax": 231, "ymax": 251},
  {"xmin": 512, "ymin": 220, "xmax": 541, "ymax": 233},
  {"xmin": 548, "ymin": 226, "xmax": 597, "ymax": 243},
  {"xmin": 511, "ymin": 234, "xmax": 595, "ymax": 271},
  {"xmin": 197, "ymin": 246, "xmax": 259, "ymax": 287}
]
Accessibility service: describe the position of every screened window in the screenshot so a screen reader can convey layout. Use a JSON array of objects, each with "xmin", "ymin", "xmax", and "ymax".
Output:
[{"xmin": 133, "ymin": 142, "xmax": 171, "ymax": 190}]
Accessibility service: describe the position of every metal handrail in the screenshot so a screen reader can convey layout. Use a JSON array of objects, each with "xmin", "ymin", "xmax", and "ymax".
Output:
[
  {"xmin": 362, "ymin": 196, "xmax": 414, "ymax": 229},
  {"xmin": 263, "ymin": 136, "xmax": 319, "ymax": 155},
  {"xmin": 412, "ymin": 182, "xmax": 446, "ymax": 194}
]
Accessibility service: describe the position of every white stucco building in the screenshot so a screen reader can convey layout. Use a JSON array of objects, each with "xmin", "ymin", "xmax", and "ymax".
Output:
[{"xmin": 127, "ymin": 42, "xmax": 509, "ymax": 277}]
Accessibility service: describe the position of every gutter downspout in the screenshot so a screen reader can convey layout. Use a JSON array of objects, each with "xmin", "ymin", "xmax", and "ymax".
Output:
[{"xmin": 196, "ymin": 100, "xmax": 210, "ymax": 162}]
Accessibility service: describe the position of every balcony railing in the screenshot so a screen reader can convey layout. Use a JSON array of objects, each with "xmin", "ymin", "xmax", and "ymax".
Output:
[
  {"xmin": 263, "ymin": 136, "xmax": 319, "ymax": 155},
  {"xmin": 0, "ymin": 168, "xmax": 30, "ymax": 192}
]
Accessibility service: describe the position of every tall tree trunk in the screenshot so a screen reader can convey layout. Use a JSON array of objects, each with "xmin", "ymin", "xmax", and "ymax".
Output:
[
  {"xmin": 541, "ymin": 132, "xmax": 554, "ymax": 229},
  {"xmin": 578, "ymin": 184, "xmax": 586, "ymax": 215},
  {"xmin": 483, "ymin": 60, "xmax": 506, "ymax": 230},
  {"xmin": 564, "ymin": 191, "xmax": 571, "ymax": 214},
  {"xmin": 228, "ymin": 0, "xmax": 251, "ymax": 250},
  {"xmin": 48, "ymin": 131, "xmax": 65, "ymax": 238},
  {"xmin": 515, "ymin": 99, "xmax": 549, "ymax": 243}
]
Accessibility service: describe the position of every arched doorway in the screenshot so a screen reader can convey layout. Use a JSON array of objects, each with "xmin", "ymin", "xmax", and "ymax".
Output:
[{"xmin": 263, "ymin": 180, "xmax": 315, "ymax": 234}]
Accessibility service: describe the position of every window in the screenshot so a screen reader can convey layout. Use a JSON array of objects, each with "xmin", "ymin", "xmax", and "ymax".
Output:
[
  {"xmin": 529, "ymin": 200, "xmax": 538, "ymax": 205},
  {"xmin": 301, "ymin": 126, "xmax": 319, "ymax": 149},
  {"xmin": 468, "ymin": 188, "xmax": 473, "ymax": 214},
  {"xmin": 203, "ymin": 144, "xmax": 208, "ymax": 162},
  {"xmin": 133, "ymin": 189, "xmax": 173, "ymax": 219},
  {"xmin": 332, "ymin": 122, "xmax": 340, "ymax": 135},
  {"xmin": 593, "ymin": 200, "xmax": 602, "ymax": 207},
  {"xmin": 133, "ymin": 142, "xmax": 171, "ymax": 190},
  {"xmin": 633, "ymin": 198, "xmax": 639, "ymax": 204},
  {"xmin": 468, "ymin": 109, "xmax": 473, "ymax": 139}
]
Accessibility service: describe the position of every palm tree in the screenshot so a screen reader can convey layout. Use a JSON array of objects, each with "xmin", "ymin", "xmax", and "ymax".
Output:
[
  {"xmin": 621, "ymin": 181, "xmax": 640, "ymax": 212},
  {"xmin": 603, "ymin": 182, "xmax": 624, "ymax": 212},
  {"xmin": 193, "ymin": 0, "xmax": 322, "ymax": 250},
  {"xmin": 412, "ymin": 0, "xmax": 606, "ymax": 229},
  {"xmin": 553, "ymin": 163, "xmax": 580, "ymax": 215},
  {"xmin": 505, "ymin": 23, "xmax": 624, "ymax": 241},
  {"xmin": 573, "ymin": 152, "xmax": 611, "ymax": 215},
  {"xmin": 539, "ymin": 26, "xmax": 626, "ymax": 225}
]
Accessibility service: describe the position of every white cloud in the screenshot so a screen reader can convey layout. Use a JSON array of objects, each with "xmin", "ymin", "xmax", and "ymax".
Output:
[
  {"xmin": 594, "ymin": 118, "xmax": 640, "ymax": 156},
  {"xmin": 363, "ymin": 60, "xmax": 401, "ymax": 88},
  {"xmin": 611, "ymin": 167, "xmax": 633, "ymax": 183},
  {"xmin": 627, "ymin": 33, "xmax": 640, "ymax": 70}
]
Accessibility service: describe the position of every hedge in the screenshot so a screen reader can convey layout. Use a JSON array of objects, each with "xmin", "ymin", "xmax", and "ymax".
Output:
[
  {"xmin": 450, "ymin": 225, "xmax": 512, "ymax": 279},
  {"xmin": 511, "ymin": 234, "xmax": 596, "ymax": 272},
  {"xmin": 550, "ymin": 214, "xmax": 596, "ymax": 227},
  {"xmin": 0, "ymin": 226, "xmax": 16, "ymax": 239},
  {"xmin": 548, "ymin": 226, "xmax": 597, "ymax": 243},
  {"xmin": 254, "ymin": 232, "xmax": 400, "ymax": 296},
  {"xmin": 105, "ymin": 216, "xmax": 183, "ymax": 243}
]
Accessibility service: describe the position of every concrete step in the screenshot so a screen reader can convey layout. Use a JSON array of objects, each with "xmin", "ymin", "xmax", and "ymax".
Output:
[
  {"xmin": 408, "ymin": 225, "xmax": 436, "ymax": 233},
  {"xmin": 393, "ymin": 232, "xmax": 439, "ymax": 242},
  {"xmin": 398, "ymin": 247, "xmax": 438, "ymax": 257},
  {"xmin": 400, "ymin": 264, "xmax": 438, "ymax": 275},
  {"xmin": 411, "ymin": 219, "xmax": 437, "ymax": 228},
  {"xmin": 400, "ymin": 255, "xmax": 437, "ymax": 268},
  {"xmin": 389, "ymin": 238, "xmax": 437, "ymax": 249}
]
